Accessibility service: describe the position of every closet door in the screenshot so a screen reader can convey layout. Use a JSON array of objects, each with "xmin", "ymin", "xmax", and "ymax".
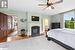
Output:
[
  {"xmin": 0, "ymin": 12, "xmax": 13, "ymax": 42},
  {"xmin": 0, "ymin": 13, "xmax": 7, "ymax": 42},
  {"xmin": 3, "ymin": 14, "xmax": 8, "ymax": 37},
  {"xmin": 0, "ymin": 13, "xmax": 4, "ymax": 37}
]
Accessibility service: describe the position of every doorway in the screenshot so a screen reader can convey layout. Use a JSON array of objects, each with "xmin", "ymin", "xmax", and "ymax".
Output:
[{"xmin": 43, "ymin": 18, "xmax": 49, "ymax": 32}]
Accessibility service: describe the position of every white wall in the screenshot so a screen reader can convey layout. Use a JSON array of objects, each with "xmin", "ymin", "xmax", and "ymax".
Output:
[
  {"xmin": 50, "ymin": 10, "xmax": 75, "ymax": 29},
  {"xmin": 51, "ymin": 14, "xmax": 64, "ymax": 28},
  {"xmin": 0, "ymin": 8, "xmax": 51, "ymax": 35},
  {"xmin": 27, "ymin": 12, "xmax": 42, "ymax": 35},
  {"xmin": 27, "ymin": 12, "xmax": 50, "ymax": 35}
]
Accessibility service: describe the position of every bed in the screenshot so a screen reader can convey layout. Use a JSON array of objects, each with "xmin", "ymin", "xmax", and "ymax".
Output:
[{"xmin": 47, "ymin": 28, "xmax": 75, "ymax": 50}]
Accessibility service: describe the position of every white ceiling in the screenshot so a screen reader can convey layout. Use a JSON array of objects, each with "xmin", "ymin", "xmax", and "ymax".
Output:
[{"xmin": 8, "ymin": 0, "xmax": 75, "ymax": 15}]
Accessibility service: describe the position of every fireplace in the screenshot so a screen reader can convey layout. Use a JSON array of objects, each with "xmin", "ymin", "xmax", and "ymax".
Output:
[{"xmin": 31, "ymin": 26, "xmax": 40, "ymax": 37}]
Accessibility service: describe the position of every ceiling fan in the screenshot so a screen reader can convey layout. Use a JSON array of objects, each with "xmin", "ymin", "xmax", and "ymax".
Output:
[{"xmin": 38, "ymin": 0, "xmax": 63, "ymax": 9}]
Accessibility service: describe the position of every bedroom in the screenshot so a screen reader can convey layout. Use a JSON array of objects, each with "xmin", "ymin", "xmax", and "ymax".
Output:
[{"xmin": 0, "ymin": 0, "xmax": 75, "ymax": 50}]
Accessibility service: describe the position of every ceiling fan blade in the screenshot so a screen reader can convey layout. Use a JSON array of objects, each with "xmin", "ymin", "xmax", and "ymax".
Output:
[
  {"xmin": 43, "ymin": 6, "xmax": 49, "ymax": 10},
  {"xmin": 53, "ymin": 0, "xmax": 63, "ymax": 4},
  {"xmin": 38, "ymin": 4, "xmax": 47, "ymax": 6},
  {"xmin": 36, "ymin": 0, "xmax": 47, "ymax": 3},
  {"xmin": 51, "ymin": 6, "xmax": 54, "ymax": 9}
]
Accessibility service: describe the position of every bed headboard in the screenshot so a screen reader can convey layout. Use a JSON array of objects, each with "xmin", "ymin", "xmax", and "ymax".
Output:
[{"xmin": 51, "ymin": 23, "xmax": 60, "ymax": 29}]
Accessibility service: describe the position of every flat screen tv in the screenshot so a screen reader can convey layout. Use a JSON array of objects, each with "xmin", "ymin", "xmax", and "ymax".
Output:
[{"xmin": 32, "ymin": 16, "xmax": 39, "ymax": 21}]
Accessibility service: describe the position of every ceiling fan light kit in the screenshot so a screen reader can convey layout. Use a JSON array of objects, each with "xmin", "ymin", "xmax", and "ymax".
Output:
[{"xmin": 38, "ymin": 0, "xmax": 63, "ymax": 10}]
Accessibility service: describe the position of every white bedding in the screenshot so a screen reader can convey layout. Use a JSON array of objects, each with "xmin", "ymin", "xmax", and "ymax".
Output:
[{"xmin": 47, "ymin": 28, "xmax": 75, "ymax": 49}]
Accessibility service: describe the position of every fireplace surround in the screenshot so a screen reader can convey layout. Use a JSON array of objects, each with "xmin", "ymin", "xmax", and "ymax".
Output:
[{"xmin": 31, "ymin": 26, "xmax": 40, "ymax": 37}]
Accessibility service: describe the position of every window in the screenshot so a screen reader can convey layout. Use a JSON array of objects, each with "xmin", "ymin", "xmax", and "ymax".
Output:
[
  {"xmin": 64, "ymin": 11, "xmax": 75, "ymax": 29},
  {"xmin": 0, "ymin": 0, "xmax": 8, "ymax": 8}
]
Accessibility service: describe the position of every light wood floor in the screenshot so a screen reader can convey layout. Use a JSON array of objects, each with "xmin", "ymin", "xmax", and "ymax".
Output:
[
  {"xmin": 1, "ymin": 35, "xmax": 67, "ymax": 50},
  {"xmin": 7, "ymin": 35, "xmax": 30, "ymax": 42},
  {"xmin": 7, "ymin": 34, "xmax": 44, "ymax": 42}
]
